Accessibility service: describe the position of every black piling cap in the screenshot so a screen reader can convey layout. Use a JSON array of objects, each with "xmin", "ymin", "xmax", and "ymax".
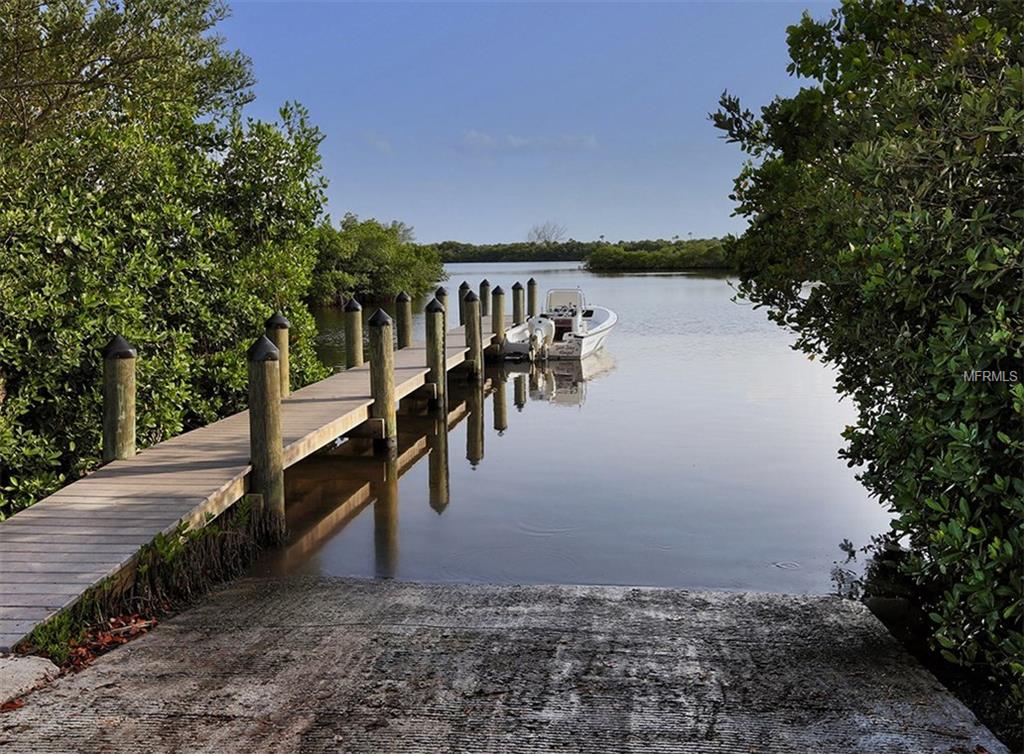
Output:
[
  {"xmin": 480, "ymin": 279, "xmax": 490, "ymax": 286},
  {"xmin": 458, "ymin": 281, "xmax": 470, "ymax": 291},
  {"xmin": 103, "ymin": 335, "xmax": 137, "ymax": 360},
  {"xmin": 265, "ymin": 312, "xmax": 290, "ymax": 329},
  {"xmin": 464, "ymin": 290, "xmax": 479, "ymax": 302},
  {"xmin": 395, "ymin": 291, "xmax": 411, "ymax": 303},
  {"xmin": 247, "ymin": 335, "xmax": 280, "ymax": 362},
  {"xmin": 493, "ymin": 285, "xmax": 505, "ymax": 295},
  {"xmin": 435, "ymin": 285, "xmax": 447, "ymax": 297},
  {"xmin": 344, "ymin": 298, "xmax": 362, "ymax": 312},
  {"xmin": 369, "ymin": 308, "xmax": 393, "ymax": 328},
  {"xmin": 511, "ymin": 281, "xmax": 523, "ymax": 291},
  {"xmin": 528, "ymin": 277, "xmax": 537, "ymax": 285},
  {"xmin": 425, "ymin": 297, "xmax": 445, "ymax": 313}
]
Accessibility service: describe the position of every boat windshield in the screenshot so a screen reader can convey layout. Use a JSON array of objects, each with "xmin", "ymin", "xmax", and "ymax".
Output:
[{"xmin": 546, "ymin": 289, "xmax": 584, "ymax": 311}]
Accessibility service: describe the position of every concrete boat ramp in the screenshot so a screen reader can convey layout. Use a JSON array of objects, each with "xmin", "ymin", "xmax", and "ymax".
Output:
[{"xmin": 0, "ymin": 577, "xmax": 1007, "ymax": 753}]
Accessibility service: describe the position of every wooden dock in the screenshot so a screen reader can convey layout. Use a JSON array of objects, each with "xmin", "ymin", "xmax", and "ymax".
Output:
[{"xmin": 0, "ymin": 317, "xmax": 494, "ymax": 651}]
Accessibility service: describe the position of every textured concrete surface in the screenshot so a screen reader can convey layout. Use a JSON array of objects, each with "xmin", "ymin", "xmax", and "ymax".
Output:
[
  {"xmin": 0, "ymin": 655, "xmax": 59, "ymax": 705},
  {"xmin": 0, "ymin": 577, "xmax": 1007, "ymax": 753}
]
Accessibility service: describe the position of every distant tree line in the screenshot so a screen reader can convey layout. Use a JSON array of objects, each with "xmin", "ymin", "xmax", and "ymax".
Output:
[
  {"xmin": 434, "ymin": 238, "xmax": 728, "ymax": 270},
  {"xmin": 585, "ymin": 239, "xmax": 726, "ymax": 271}
]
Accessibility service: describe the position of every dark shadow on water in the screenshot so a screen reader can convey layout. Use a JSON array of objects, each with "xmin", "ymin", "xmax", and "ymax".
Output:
[{"xmin": 832, "ymin": 534, "xmax": 1020, "ymax": 749}]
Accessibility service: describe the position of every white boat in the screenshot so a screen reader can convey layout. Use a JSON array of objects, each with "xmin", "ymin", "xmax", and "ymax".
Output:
[
  {"xmin": 500, "ymin": 288, "xmax": 616, "ymax": 361},
  {"xmin": 530, "ymin": 288, "xmax": 616, "ymax": 360}
]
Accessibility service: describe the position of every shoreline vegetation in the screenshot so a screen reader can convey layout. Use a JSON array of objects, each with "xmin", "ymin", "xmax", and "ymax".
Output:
[
  {"xmin": 2, "ymin": 1, "xmax": 1017, "ymax": 749},
  {"xmin": 714, "ymin": 0, "xmax": 1021, "ymax": 741},
  {"xmin": 307, "ymin": 214, "xmax": 446, "ymax": 307},
  {"xmin": 432, "ymin": 238, "xmax": 728, "ymax": 272}
]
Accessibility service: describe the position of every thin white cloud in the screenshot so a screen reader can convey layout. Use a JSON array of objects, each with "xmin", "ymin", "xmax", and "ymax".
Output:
[
  {"xmin": 461, "ymin": 129, "xmax": 598, "ymax": 153},
  {"xmin": 363, "ymin": 132, "xmax": 393, "ymax": 155}
]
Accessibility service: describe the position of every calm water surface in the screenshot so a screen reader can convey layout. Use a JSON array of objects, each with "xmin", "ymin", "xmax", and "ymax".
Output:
[{"xmin": 254, "ymin": 262, "xmax": 890, "ymax": 593}]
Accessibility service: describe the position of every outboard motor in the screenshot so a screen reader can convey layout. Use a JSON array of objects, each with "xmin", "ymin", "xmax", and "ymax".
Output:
[{"xmin": 529, "ymin": 315, "xmax": 556, "ymax": 347}]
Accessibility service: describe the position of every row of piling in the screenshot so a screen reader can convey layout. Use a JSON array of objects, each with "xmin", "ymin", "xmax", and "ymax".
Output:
[{"xmin": 97, "ymin": 278, "xmax": 539, "ymax": 538}]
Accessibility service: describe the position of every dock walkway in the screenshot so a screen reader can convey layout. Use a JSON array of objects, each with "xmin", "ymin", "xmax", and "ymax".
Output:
[{"xmin": 0, "ymin": 319, "xmax": 493, "ymax": 651}]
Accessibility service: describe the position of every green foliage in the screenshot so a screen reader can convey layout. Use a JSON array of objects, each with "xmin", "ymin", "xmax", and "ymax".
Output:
[
  {"xmin": 436, "ymin": 238, "xmax": 727, "ymax": 267},
  {"xmin": 0, "ymin": 1, "xmax": 328, "ymax": 517},
  {"xmin": 19, "ymin": 494, "xmax": 270, "ymax": 664},
  {"xmin": 131, "ymin": 494, "xmax": 270, "ymax": 606},
  {"xmin": 585, "ymin": 239, "xmax": 726, "ymax": 272},
  {"xmin": 0, "ymin": 0, "xmax": 253, "ymax": 144},
  {"xmin": 309, "ymin": 214, "xmax": 445, "ymax": 305},
  {"xmin": 713, "ymin": 0, "xmax": 1023, "ymax": 697},
  {"xmin": 21, "ymin": 610, "xmax": 86, "ymax": 665}
]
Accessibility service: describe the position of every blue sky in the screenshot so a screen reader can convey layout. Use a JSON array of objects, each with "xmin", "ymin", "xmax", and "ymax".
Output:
[{"xmin": 222, "ymin": 1, "xmax": 835, "ymax": 243}]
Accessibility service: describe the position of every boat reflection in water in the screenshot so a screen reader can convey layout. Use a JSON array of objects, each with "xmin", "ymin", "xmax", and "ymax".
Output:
[
  {"xmin": 515, "ymin": 351, "xmax": 616, "ymax": 408},
  {"xmin": 255, "ymin": 356, "xmax": 615, "ymax": 579}
]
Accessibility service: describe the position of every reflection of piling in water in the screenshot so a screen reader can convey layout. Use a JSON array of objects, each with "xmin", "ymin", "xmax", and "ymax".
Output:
[
  {"xmin": 529, "ymin": 364, "xmax": 544, "ymax": 400},
  {"xmin": 514, "ymin": 374, "xmax": 526, "ymax": 411},
  {"xmin": 427, "ymin": 413, "xmax": 450, "ymax": 514},
  {"xmin": 467, "ymin": 381, "xmax": 485, "ymax": 467},
  {"xmin": 373, "ymin": 454, "xmax": 399, "ymax": 578},
  {"xmin": 493, "ymin": 376, "xmax": 508, "ymax": 433}
]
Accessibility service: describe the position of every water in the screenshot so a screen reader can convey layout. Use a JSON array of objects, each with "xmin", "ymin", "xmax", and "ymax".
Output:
[{"xmin": 256, "ymin": 262, "xmax": 890, "ymax": 593}]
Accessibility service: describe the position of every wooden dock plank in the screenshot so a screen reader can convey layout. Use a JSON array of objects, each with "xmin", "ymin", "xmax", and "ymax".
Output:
[
  {"xmin": 0, "ymin": 321, "xmax": 493, "ymax": 650},
  {"xmin": 0, "ymin": 542, "xmax": 139, "ymax": 554},
  {"xmin": 0, "ymin": 584, "xmax": 89, "ymax": 596},
  {"xmin": 0, "ymin": 571, "xmax": 117, "ymax": 585},
  {"xmin": 0, "ymin": 552, "xmax": 133, "ymax": 565}
]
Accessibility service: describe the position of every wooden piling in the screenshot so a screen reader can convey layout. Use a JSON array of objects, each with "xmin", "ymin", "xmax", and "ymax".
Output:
[
  {"xmin": 479, "ymin": 279, "xmax": 491, "ymax": 316},
  {"xmin": 344, "ymin": 298, "xmax": 364, "ymax": 368},
  {"xmin": 435, "ymin": 285, "xmax": 449, "ymax": 366},
  {"xmin": 512, "ymin": 281, "xmax": 525, "ymax": 325},
  {"xmin": 102, "ymin": 335, "xmax": 137, "ymax": 463},
  {"xmin": 464, "ymin": 290, "xmax": 483, "ymax": 380},
  {"xmin": 264, "ymin": 313, "xmax": 290, "ymax": 397},
  {"xmin": 395, "ymin": 291, "xmax": 413, "ymax": 349},
  {"xmin": 247, "ymin": 335, "xmax": 285, "ymax": 538},
  {"xmin": 527, "ymin": 277, "xmax": 539, "ymax": 317},
  {"xmin": 424, "ymin": 297, "xmax": 446, "ymax": 409},
  {"xmin": 514, "ymin": 373, "xmax": 527, "ymax": 410},
  {"xmin": 368, "ymin": 309, "xmax": 397, "ymax": 451},
  {"xmin": 458, "ymin": 281, "xmax": 470, "ymax": 326},
  {"xmin": 492, "ymin": 286, "xmax": 506, "ymax": 344},
  {"xmin": 435, "ymin": 286, "xmax": 449, "ymax": 328}
]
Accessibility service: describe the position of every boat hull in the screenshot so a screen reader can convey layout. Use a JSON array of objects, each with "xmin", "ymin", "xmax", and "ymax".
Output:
[{"xmin": 546, "ymin": 306, "xmax": 616, "ymax": 360}]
